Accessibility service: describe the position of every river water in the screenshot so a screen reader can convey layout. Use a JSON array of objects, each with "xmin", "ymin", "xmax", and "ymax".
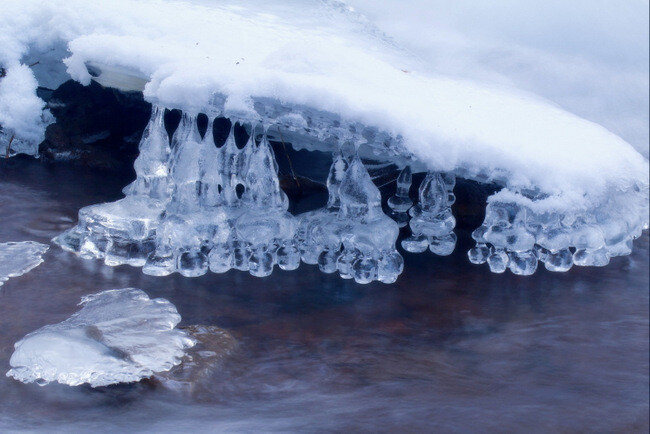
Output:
[{"xmin": 0, "ymin": 157, "xmax": 648, "ymax": 432}]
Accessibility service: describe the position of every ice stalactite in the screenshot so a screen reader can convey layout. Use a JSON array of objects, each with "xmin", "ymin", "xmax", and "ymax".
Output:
[
  {"xmin": 296, "ymin": 145, "xmax": 403, "ymax": 284},
  {"xmin": 467, "ymin": 189, "xmax": 649, "ymax": 275},
  {"xmin": 468, "ymin": 201, "xmax": 538, "ymax": 275},
  {"xmin": 144, "ymin": 113, "xmax": 230, "ymax": 277},
  {"xmin": 401, "ymin": 172, "xmax": 457, "ymax": 256},
  {"xmin": 55, "ymin": 110, "xmax": 305, "ymax": 279},
  {"xmin": 387, "ymin": 166, "xmax": 413, "ymax": 227},
  {"xmin": 54, "ymin": 105, "xmax": 169, "ymax": 266},
  {"xmin": 295, "ymin": 146, "xmax": 351, "ymax": 266},
  {"xmin": 233, "ymin": 129, "xmax": 299, "ymax": 277},
  {"xmin": 122, "ymin": 105, "xmax": 171, "ymax": 200}
]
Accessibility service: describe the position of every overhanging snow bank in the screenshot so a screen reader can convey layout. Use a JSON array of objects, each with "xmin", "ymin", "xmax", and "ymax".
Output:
[{"xmin": 1, "ymin": 0, "xmax": 647, "ymax": 277}]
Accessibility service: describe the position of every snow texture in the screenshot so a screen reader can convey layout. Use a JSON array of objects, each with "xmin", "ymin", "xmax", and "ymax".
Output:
[
  {"xmin": 0, "ymin": 241, "xmax": 48, "ymax": 287},
  {"xmin": 0, "ymin": 64, "xmax": 52, "ymax": 156},
  {"xmin": 346, "ymin": 0, "xmax": 650, "ymax": 159},
  {"xmin": 7, "ymin": 288, "xmax": 195, "ymax": 387}
]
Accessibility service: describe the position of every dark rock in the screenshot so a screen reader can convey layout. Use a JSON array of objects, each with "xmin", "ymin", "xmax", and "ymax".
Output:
[
  {"xmin": 452, "ymin": 178, "xmax": 501, "ymax": 230},
  {"xmin": 154, "ymin": 325, "xmax": 237, "ymax": 395},
  {"xmin": 40, "ymin": 80, "xmax": 151, "ymax": 171}
]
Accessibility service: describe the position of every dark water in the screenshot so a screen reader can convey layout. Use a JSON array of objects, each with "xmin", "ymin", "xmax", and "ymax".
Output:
[{"xmin": 0, "ymin": 158, "xmax": 648, "ymax": 433}]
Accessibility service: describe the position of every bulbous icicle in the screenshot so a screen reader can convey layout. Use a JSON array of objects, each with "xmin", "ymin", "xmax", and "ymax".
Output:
[
  {"xmin": 339, "ymin": 155, "xmax": 382, "ymax": 221},
  {"xmin": 198, "ymin": 117, "xmax": 222, "ymax": 207},
  {"xmin": 243, "ymin": 129, "xmax": 288, "ymax": 210},
  {"xmin": 235, "ymin": 123, "xmax": 255, "ymax": 186},
  {"xmin": 419, "ymin": 172, "xmax": 448, "ymax": 214},
  {"xmin": 387, "ymin": 165, "xmax": 413, "ymax": 213},
  {"xmin": 169, "ymin": 113, "xmax": 202, "ymax": 183},
  {"xmin": 219, "ymin": 122, "xmax": 239, "ymax": 205},
  {"xmin": 339, "ymin": 140, "xmax": 356, "ymax": 163},
  {"xmin": 326, "ymin": 151, "xmax": 349, "ymax": 210},
  {"xmin": 168, "ymin": 113, "xmax": 203, "ymax": 213},
  {"xmin": 126, "ymin": 105, "xmax": 171, "ymax": 200}
]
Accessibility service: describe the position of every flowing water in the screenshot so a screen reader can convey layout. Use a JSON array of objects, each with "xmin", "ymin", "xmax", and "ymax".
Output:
[{"xmin": 0, "ymin": 157, "xmax": 648, "ymax": 432}]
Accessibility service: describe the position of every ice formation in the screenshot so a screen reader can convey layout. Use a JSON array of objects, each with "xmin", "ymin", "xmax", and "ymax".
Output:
[
  {"xmin": 0, "ymin": 241, "xmax": 49, "ymax": 287},
  {"xmin": 54, "ymin": 109, "xmax": 406, "ymax": 282},
  {"xmin": 402, "ymin": 172, "xmax": 457, "ymax": 256},
  {"xmin": 297, "ymin": 145, "xmax": 403, "ymax": 283},
  {"xmin": 7, "ymin": 288, "xmax": 195, "ymax": 387},
  {"xmin": 468, "ymin": 190, "xmax": 650, "ymax": 275},
  {"xmin": 1, "ymin": 0, "xmax": 647, "ymax": 278}
]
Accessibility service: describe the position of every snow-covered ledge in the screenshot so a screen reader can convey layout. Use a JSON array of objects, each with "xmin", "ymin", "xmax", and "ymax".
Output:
[{"xmin": 2, "ymin": 0, "xmax": 648, "ymax": 279}]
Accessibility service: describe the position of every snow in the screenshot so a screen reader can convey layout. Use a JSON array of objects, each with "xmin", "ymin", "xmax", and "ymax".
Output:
[
  {"xmin": 0, "ymin": 241, "xmax": 49, "ymax": 287},
  {"xmin": 346, "ymin": 0, "xmax": 650, "ymax": 159},
  {"xmin": 7, "ymin": 288, "xmax": 195, "ymax": 387},
  {"xmin": 0, "ymin": 0, "xmax": 647, "ymax": 227},
  {"xmin": 0, "ymin": 64, "xmax": 51, "ymax": 155}
]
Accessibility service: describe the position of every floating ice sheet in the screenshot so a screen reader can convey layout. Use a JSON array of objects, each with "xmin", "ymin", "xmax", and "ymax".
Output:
[
  {"xmin": 7, "ymin": 288, "xmax": 195, "ymax": 387},
  {"xmin": 0, "ymin": 241, "xmax": 48, "ymax": 287}
]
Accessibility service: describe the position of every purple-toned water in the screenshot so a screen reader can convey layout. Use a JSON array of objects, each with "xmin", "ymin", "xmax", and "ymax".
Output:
[{"xmin": 1, "ymin": 157, "xmax": 648, "ymax": 432}]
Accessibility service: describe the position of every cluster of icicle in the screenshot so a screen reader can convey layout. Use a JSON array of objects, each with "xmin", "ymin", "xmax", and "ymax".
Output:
[
  {"xmin": 467, "ymin": 193, "xmax": 648, "ymax": 275},
  {"xmin": 297, "ymin": 141, "xmax": 404, "ymax": 283},
  {"xmin": 54, "ymin": 105, "xmax": 646, "ymax": 281},
  {"xmin": 54, "ymin": 106, "xmax": 407, "ymax": 283}
]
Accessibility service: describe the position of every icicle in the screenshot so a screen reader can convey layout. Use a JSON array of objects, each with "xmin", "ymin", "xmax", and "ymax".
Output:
[
  {"xmin": 123, "ymin": 105, "xmax": 171, "ymax": 200},
  {"xmin": 167, "ymin": 113, "xmax": 203, "ymax": 215},
  {"xmin": 232, "ymin": 127, "xmax": 298, "ymax": 278},
  {"xmin": 468, "ymin": 199, "xmax": 549, "ymax": 275},
  {"xmin": 296, "ymin": 148, "xmax": 403, "ymax": 284},
  {"xmin": 54, "ymin": 105, "xmax": 173, "ymax": 268},
  {"xmin": 468, "ymin": 187, "xmax": 647, "ymax": 275},
  {"xmin": 198, "ymin": 116, "xmax": 221, "ymax": 208},
  {"xmin": 219, "ymin": 122, "xmax": 240, "ymax": 206},
  {"xmin": 326, "ymin": 150, "xmax": 348, "ymax": 210},
  {"xmin": 401, "ymin": 171, "xmax": 457, "ymax": 256},
  {"xmin": 339, "ymin": 155, "xmax": 383, "ymax": 221},
  {"xmin": 387, "ymin": 165, "xmax": 413, "ymax": 227},
  {"xmin": 144, "ymin": 114, "xmax": 231, "ymax": 278}
]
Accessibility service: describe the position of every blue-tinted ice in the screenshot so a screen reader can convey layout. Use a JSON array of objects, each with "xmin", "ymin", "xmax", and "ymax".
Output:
[
  {"xmin": 53, "ymin": 105, "xmax": 648, "ymax": 280},
  {"xmin": 0, "ymin": 241, "xmax": 49, "ymax": 287},
  {"xmin": 7, "ymin": 288, "xmax": 194, "ymax": 387}
]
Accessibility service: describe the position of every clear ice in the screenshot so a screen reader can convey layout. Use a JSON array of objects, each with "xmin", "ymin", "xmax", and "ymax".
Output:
[
  {"xmin": 296, "ymin": 145, "xmax": 403, "ymax": 284},
  {"xmin": 54, "ymin": 107, "xmax": 303, "ymax": 280},
  {"xmin": 401, "ymin": 172, "xmax": 457, "ymax": 256},
  {"xmin": 387, "ymin": 166, "xmax": 413, "ymax": 227},
  {"xmin": 468, "ymin": 191, "xmax": 649, "ymax": 275},
  {"xmin": 7, "ymin": 288, "xmax": 195, "ymax": 387},
  {"xmin": 53, "ymin": 104, "xmax": 648, "ymax": 281},
  {"xmin": 54, "ymin": 106, "xmax": 169, "ymax": 267},
  {"xmin": 0, "ymin": 241, "xmax": 49, "ymax": 287}
]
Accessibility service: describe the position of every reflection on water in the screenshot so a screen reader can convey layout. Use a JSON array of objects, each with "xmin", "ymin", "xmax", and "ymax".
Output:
[{"xmin": 0, "ymin": 158, "xmax": 648, "ymax": 432}]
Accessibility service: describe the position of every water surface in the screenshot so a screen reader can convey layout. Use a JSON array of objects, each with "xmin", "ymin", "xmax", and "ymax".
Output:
[{"xmin": 0, "ymin": 158, "xmax": 648, "ymax": 432}]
